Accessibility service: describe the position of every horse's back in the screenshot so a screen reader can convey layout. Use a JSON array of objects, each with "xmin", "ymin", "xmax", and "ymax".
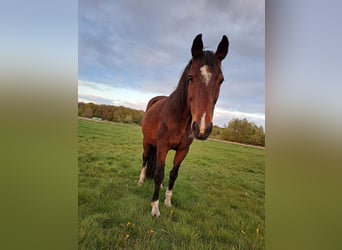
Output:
[{"xmin": 145, "ymin": 96, "xmax": 167, "ymax": 112}]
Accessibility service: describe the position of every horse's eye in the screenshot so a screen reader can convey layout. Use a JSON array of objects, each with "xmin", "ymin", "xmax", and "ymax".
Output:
[
  {"xmin": 219, "ymin": 78, "xmax": 224, "ymax": 84},
  {"xmin": 188, "ymin": 75, "xmax": 193, "ymax": 82}
]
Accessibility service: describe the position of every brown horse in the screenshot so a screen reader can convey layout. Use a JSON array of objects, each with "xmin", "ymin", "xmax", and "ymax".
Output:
[{"xmin": 138, "ymin": 34, "xmax": 229, "ymax": 217}]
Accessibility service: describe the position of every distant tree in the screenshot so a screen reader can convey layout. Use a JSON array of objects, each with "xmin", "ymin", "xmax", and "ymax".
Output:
[
  {"xmin": 106, "ymin": 111, "xmax": 114, "ymax": 121},
  {"xmin": 220, "ymin": 118, "xmax": 265, "ymax": 146},
  {"xmin": 124, "ymin": 114, "xmax": 133, "ymax": 123},
  {"xmin": 83, "ymin": 107, "xmax": 93, "ymax": 118},
  {"xmin": 133, "ymin": 111, "xmax": 144, "ymax": 125},
  {"xmin": 211, "ymin": 125, "xmax": 223, "ymax": 138},
  {"xmin": 94, "ymin": 105, "xmax": 103, "ymax": 118},
  {"xmin": 78, "ymin": 107, "xmax": 83, "ymax": 116},
  {"xmin": 78, "ymin": 102, "xmax": 145, "ymax": 125},
  {"xmin": 221, "ymin": 127, "xmax": 233, "ymax": 141}
]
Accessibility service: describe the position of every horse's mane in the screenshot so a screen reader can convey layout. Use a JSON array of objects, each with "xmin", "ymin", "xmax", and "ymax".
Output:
[{"xmin": 168, "ymin": 60, "xmax": 191, "ymax": 107}]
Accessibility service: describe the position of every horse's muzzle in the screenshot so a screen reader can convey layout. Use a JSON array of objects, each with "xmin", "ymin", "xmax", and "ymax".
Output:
[{"xmin": 191, "ymin": 121, "xmax": 213, "ymax": 140}]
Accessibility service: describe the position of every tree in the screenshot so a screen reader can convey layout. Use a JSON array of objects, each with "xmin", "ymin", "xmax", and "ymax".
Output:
[
  {"xmin": 220, "ymin": 118, "xmax": 265, "ymax": 146},
  {"xmin": 78, "ymin": 102, "xmax": 146, "ymax": 125},
  {"xmin": 83, "ymin": 107, "xmax": 93, "ymax": 118}
]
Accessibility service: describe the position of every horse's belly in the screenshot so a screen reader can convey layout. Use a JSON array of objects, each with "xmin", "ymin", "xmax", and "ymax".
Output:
[{"xmin": 142, "ymin": 111, "xmax": 161, "ymax": 147}]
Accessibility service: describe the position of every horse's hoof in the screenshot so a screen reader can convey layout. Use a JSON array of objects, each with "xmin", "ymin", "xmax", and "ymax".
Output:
[
  {"xmin": 151, "ymin": 200, "xmax": 161, "ymax": 217},
  {"xmin": 151, "ymin": 210, "xmax": 161, "ymax": 218},
  {"xmin": 137, "ymin": 180, "xmax": 144, "ymax": 186},
  {"xmin": 164, "ymin": 199, "xmax": 172, "ymax": 207},
  {"xmin": 164, "ymin": 189, "xmax": 172, "ymax": 207}
]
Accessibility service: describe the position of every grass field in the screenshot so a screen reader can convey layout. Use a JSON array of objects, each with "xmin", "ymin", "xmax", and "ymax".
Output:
[{"xmin": 78, "ymin": 118, "xmax": 265, "ymax": 249}]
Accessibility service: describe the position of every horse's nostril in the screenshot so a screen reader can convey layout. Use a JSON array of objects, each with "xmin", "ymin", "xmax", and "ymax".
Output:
[
  {"xmin": 192, "ymin": 121, "xmax": 213, "ymax": 140},
  {"xmin": 206, "ymin": 123, "xmax": 213, "ymax": 134},
  {"xmin": 192, "ymin": 122, "xmax": 200, "ymax": 134}
]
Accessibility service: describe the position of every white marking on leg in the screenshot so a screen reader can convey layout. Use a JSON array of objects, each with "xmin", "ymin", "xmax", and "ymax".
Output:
[
  {"xmin": 200, "ymin": 65, "xmax": 212, "ymax": 86},
  {"xmin": 200, "ymin": 112, "xmax": 206, "ymax": 134},
  {"xmin": 138, "ymin": 166, "xmax": 146, "ymax": 186},
  {"xmin": 164, "ymin": 189, "xmax": 172, "ymax": 207},
  {"xmin": 151, "ymin": 200, "xmax": 161, "ymax": 217}
]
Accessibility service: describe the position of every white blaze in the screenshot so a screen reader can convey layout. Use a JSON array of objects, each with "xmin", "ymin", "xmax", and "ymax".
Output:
[
  {"xmin": 200, "ymin": 112, "xmax": 206, "ymax": 134},
  {"xmin": 200, "ymin": 65, "xmax": 212, "ymax": 86}
]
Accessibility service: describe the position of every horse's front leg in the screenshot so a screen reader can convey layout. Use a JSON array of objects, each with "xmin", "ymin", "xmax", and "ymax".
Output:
[
  {"xmin": 151, "ymin": 145, "xmax": 167, "ymax": 217},
  {"xmin": 164, "ymin": 146, "xmax": 189, "ymax": 207}
]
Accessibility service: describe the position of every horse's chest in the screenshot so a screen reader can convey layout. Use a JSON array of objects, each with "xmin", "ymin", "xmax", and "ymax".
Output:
[
  {"xmin": 157, "ymin": 121, "xmax": 192, "ymax": 149},
  {"xmin": 168, "ymin": 135, "xmax": 182, "ymax": 149},
  {"xmin": 167, "ymin": 131, "xmax": 192, "ymax": 150}
]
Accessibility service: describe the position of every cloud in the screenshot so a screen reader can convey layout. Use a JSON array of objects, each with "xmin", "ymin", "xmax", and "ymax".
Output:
[
  {"xmin": 79, "ymin": 0, "xmax": 265, "ymax": 125},
  {"xmin": 214, "ymin": 107, "xmax": 265, "ymax": 128},
  {"xmin": 78, "ymin": 80, "xmax": 162, "ymax": 111}
]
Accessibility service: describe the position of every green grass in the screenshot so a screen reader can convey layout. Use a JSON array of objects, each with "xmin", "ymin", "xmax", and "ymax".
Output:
[{"xmin": 78, "ymin": 118, "xmax": 265, "ymax": 249}]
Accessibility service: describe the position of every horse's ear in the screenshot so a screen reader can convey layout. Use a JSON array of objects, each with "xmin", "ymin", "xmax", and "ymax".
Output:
[
  {"xmin": 215, "ymin": 35, "xmax": 229, "ymax": 61},
  {"xmin": 191, "ymin": 34, "xmax": 203, "ymax": 58}
]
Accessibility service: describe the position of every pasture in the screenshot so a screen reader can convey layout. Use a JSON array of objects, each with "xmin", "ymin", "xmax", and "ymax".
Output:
[{"xmin": 78, "ymin": 118, "xmax": 265, "ymax": 249}]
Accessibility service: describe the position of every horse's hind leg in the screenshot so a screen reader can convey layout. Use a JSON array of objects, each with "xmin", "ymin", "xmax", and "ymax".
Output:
[
  {"xmin": 164, "ymin": 147, "xmax": 189, "ymax": 207},
  {"xmin": 138, "ymin": 140, "xmax": 149, "ymax": 185}
]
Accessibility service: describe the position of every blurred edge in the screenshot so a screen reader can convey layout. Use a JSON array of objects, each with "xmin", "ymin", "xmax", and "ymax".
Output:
[
  {"xmin": 0, "ymin": 1, "xmax": 77, "ymax": 249},
  {"xmin": 1, "ymin": 0, "xmax": 342, "ymax": 249},
  {"xmin": 266, "ymin": 0, "xmax": 342, "ymax": 250}
]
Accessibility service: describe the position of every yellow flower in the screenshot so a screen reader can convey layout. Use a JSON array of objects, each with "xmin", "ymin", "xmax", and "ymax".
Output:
[
  {"xmin": 256, "ymin": 228, "xmax": 259, "ymax": 235},
  {"xmin": 150, "ymin": 229, "xmax": 154, "ymax": 234},
  {"xmin": 127, "ymin": 222, "xmax": 131, "ymax": 226},
  {"xmin": 125, "ymin": 234, "xmax": 130, "ymax": 240}
]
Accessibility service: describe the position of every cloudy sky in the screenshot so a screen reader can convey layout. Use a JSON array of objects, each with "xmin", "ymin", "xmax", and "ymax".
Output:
[{"xmin": 78, "ymin": 0, "xmax": 265, "ymax": 128}]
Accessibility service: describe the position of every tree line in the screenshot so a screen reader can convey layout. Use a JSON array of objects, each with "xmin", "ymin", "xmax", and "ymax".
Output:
[
  {"xmin": 78, "ymin": 102, "xmax": 265, "ymax": 147},
  {"xmin": 211, "ymin": 118, "xmax": 265, "ymax": 146},
  {"xmin": 78, "ymin": 102, "xmax": 144, "ymax": 125}
]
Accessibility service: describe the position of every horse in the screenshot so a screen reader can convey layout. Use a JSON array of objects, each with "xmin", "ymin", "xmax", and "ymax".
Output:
[{"xmin": 138, "ymin": 34, "xmax": 229, "ymax": 217}]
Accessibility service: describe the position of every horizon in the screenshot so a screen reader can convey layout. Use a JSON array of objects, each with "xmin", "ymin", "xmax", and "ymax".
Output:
[{"xmin": 78, "ymin": 98, "xmax": 265, "ymax": 129}]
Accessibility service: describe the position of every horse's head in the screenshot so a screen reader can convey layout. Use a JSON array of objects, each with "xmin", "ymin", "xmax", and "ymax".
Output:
[{"xmin": 187, "ymin": 34, "xmax": 229, "ymax": 140}]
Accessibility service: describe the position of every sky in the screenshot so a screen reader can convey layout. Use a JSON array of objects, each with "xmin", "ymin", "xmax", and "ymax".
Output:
[{"xmin": 78, "ymin": 0, "xmax": 265, "ymax": 128}]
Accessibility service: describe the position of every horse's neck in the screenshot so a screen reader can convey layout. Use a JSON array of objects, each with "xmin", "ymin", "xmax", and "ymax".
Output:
[{"xmin": 166, "ymin": 90, "xmax": 191, "ymax": 132}]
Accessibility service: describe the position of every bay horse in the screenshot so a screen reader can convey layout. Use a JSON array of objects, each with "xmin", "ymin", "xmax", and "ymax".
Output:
[{"xmin": 138, "ymin": 34, "xmax": 229, "ymax": 217}]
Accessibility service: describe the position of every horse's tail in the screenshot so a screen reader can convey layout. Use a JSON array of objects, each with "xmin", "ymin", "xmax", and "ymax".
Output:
[{"xmin": 145, "ymin": 145, "xmax": 157, "ymax": 179}]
